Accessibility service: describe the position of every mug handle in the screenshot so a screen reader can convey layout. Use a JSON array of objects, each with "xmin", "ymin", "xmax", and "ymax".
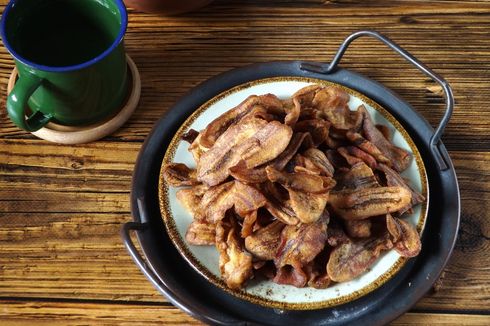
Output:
[{"xmin": 7, "ymin": 73, "xmax": 52, "ymax": 132}]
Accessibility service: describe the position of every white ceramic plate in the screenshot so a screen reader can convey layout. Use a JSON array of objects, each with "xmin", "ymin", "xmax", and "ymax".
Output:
[{"xmin": 159, "ymin": 77, "xmax": 428, "ymax": 310}]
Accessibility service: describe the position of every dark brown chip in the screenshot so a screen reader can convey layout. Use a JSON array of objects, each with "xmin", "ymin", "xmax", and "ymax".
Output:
[
  {"xmin": 273, "ymin": 265, "xmax": 308, "ymax": 288},
  {"xmin": 260, "ymin": 181, "xmax": 299, "ymax": 225},
  {"xmin": 182, "ymin": 129, "xmax": 200, "ymax": 144},
  {"xmin": 376, "ymin": 124, "xmax": 392, "ymax": 141},
  {"xmin": 312, "ymin": 87, "xmax": 363, "ymax": 131},
  {"xmin": 265, "ymin": 165, "xmax": 336, "ymax": 194},
  {"xmin": 162, "ymin": 163, "xmax": 199, "ymax": 187},
  {"xmin": 344, "ymin": 219, "xmax": 372, "ymax": 238},
  {"xmin": 198, "ymin": 119, "xmax": 293, "ymax": 186},
  {"xmin": 360, "ymin": 105, "xmax": 411, "ymax": 172},
  {"xmin": 200, "ymin": 181, "xmax": 266, "ymax": 223},
  {"xmin": 346, "ymin": 131, "xmax": 390, "ymax": 165},
  {"xmin": 294, "ymin": 119, "xmax": 330, "ymax": 146},
  {"xmin": 344, "ymin": 146, "xmax": 378, "ymax": 169},
  {"xmin": 228, "ymin": 132, "xmax": 309, "ymax": 184}
]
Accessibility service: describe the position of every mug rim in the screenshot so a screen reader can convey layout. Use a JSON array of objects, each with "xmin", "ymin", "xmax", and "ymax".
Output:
[{"xmin": 0, "ymin": 0, "xmax": 128, "ymax": 73}]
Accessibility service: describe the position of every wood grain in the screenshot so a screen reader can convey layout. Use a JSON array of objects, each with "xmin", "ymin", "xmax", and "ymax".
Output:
[
  {"xmin": 0, "ymin": 300, "xmax": 489, "ymax": 325},
  {"xmin": 393, "ymin": 313, "xmax": 490, "ymax": 325},
  {"xmin": 1, "ymin": 0, "xmax": 489, "ymax": 324},
  {"xmin": 1, "ymin": 1, "xmax": 490, "ymax": 149},
  {"xmin": 0, "ymin": 148, "xmax": 488, "ymax": 308},
  {"xmin": 0, "ymin": 301, "xmax": 202, "ymax": 326}
]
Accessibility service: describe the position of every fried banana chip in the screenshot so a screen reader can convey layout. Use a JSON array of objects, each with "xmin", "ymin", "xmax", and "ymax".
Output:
[
  {"xmin": 162, "ymin": 163, "xmax": 199, "ymax": 187},
  {"xmin": 338, "ymin": 162, "xmax": 380, "ymax": 190},
  {"xmin": 344, "ymin": 146, "xmax": 378, "ymax": 169},
  {"xmin": 188, "ymin": 132, "xmax": 207, "ymax": 162},
  {"xmin": 386, "ymin": 214, "xmax": 421, "ymax": 257},
  {"xmin": 302, "ymin": 148, "xmax": 335, "ymax": 177},
  {"xmin": 265, "ymin": 166, "xmax": 335, "ymax": 194},
  {"xmin": 273, "ymin": 265, "xmax": 308, "ymax": 288},
  {"xmin": 186, "ymin": 219, "xmax": 215, "ymax": 245},
  {"xmin": 181, "ymin": 128, "xmax": 199, "ymax": 144},
  {"xmin": 200, "ymin": 94, "xmax": 283, "ymax": 148},
  {"xmin": 346, "ymin": 131, "xmax": 390, "ymax": 165},
  {"xmin": 229, "ymin": 132, "xmax": 309, "ymax": 184},
  {"xmin": 378, "ymin": 163, "xmax": 425, "ymax": 211},
  {"xmin": 245, "ymin": 220, "xmax": 285, "ymax": 260},
  {"xmin": 289, "ymin": 189, "xmax": 328, "ymax": 224},
  {"xmin": 262, "ymin": 183, "xmax": 299, "ymax": 225},
  {"xmin": 294, "ymin": 119, "xmax": 330, "ymax": 146},
  {"xmin": 312, "ymin": 87, "xmax": 362, "ymax": 131},
  {"xmin": 200, "ymin": 181, "xmax": 266, "ymax": 223},
  {"xmin": 360, "ymin": 105, "xmax": 411, "ymax": 172},
  {"xmin": 275, "ymin": 212, "xmax": 329, "ymax": 269},
  {"xmin": 216, "ymin": 216, "xmax": 253, "ymax": 289},
  {"xmin": 198, "ymin": 119, "xmax": 292, "ymax": 186},
  {"xmin": 329, "ymin": 186, "xmax": 412, "ymax": 220},
  {"xmin": 327, "ymin": 234, "xmax": 393, "ymax": 282},
  {"xmin": 344, "ymin": 219, "xmax": 372, "ymax": 238},
  {"xmin": 176, "ymin": 187, "xmax": 205, "ymax": 219}
]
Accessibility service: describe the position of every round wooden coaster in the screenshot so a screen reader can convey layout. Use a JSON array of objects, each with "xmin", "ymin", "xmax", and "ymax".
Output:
[{"xmin": 7, "ymin": 54, "xmax": 141, "ymax": 144}]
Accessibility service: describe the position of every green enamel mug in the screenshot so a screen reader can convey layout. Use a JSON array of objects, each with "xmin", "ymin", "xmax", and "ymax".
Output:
[{"xmin": 1, "ymin": 0, "xmax": 128, "ymax": 132}]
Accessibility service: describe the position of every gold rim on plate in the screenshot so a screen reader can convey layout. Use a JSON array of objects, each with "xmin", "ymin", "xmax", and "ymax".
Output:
[{"xmin": 158, "ymin": 76, "xmax": 428, "ymax": 310}]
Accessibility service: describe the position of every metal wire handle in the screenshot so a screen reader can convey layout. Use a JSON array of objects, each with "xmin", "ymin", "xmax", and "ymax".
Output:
[
  {"xmin": 301, "ymin": 30, "xmax": 454, "ymax": 170},
  {"xmin": 121, "ymin": 198, "xmax": 242, "ymax": 325},
  {"xmin": 121, "ymin": 198, "xmax": 186, "ymax": 319},
  {"xmin": 121, "ymin": 221, "xmax": 171, "ymax": 296},
  {"xmin": 121, "ymin": 220, "xmax": 215, "ymax": 322}
]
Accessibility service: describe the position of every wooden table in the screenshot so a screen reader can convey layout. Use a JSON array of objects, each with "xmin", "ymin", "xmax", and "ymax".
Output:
[{"xmin": 1, "ymin": 0, "xmax": 489, "ymax": 324}]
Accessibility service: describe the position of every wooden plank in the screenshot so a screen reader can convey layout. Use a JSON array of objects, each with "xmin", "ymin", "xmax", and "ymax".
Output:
[
  {"xmin": 0, "ymin": 140, "xmax": 138, "ymax": 193},
  {"xmin": 0, "ymin": 213, "xmax": 162, "ymax": 301},
  {"xmin": 0, "ymin": 300, "xmax": 489, "ymax": 325},
  {"xmin": 415, "ymin": 152, "xmax": 490, "ymax": 310},
  {"xmin": 0, "ymin": 301, "xmax": 203, "ymax": 326},
  {"xmin": 392, "ymin": 313, "xmax": 490, "ymax": 325},
  {"xmin": 0, "ymin": 146, "xmax": 488, "ymax": 309},
  {"xmin": 0, "ymin": 140, "xmax": 161, "ymax": 301},
  {"xmin": 0, "ymin": 1, "xmax": 489, "ymax": 324},
  {"xmin": 0, "ymin": 1, "xmax": 489, "ymax": 149}
]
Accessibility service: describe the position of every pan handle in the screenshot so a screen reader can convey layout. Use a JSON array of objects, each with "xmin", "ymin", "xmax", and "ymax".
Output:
[
  {"xmin": 122, "ymin": 198, "xmax": 243, "ymax": 326},
  {"xmin": 121, "ymin": 222, "xmax": 217, "ymax": 323},
  {"xmin": 121, "ymin": 221, "xmax": 192, "ymax": 314},
  {"xmin": 301, "ymin": 30, "xmax": 454, "ymax": 171},
  {"xmin": 121, "ymin": 221, "xmax": 169, "ymax": 292}
]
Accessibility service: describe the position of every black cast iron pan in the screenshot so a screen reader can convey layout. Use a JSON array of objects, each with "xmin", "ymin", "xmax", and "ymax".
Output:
[{"xmin": 121, "ymin": 31, "xmax": 460, "ymax": 325}]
